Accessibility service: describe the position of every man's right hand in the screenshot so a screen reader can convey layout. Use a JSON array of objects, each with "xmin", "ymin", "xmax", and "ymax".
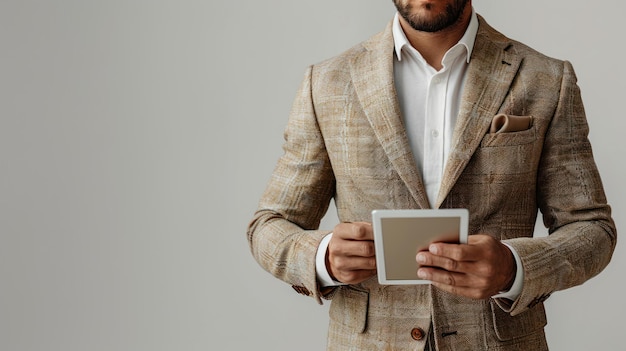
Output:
[{"xmin": 327, "ymin": 222, "xmax": 377, "ymax": 284}]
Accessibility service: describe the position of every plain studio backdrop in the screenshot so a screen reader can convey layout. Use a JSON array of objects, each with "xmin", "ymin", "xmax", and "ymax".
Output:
[{"xmin": 1, "ymin": 1, "xmax": 624, "ymax": 350}]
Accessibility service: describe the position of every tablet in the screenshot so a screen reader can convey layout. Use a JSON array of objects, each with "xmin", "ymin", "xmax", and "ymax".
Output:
[{"xmin": 372, "ymin": 209, "xmax": 469, "ymax": 285}]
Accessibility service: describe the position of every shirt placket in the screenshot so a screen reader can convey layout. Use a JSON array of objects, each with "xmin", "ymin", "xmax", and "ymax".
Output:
[{"xmin": 423, "ymin": 69, "xmax": 449, "ymax": 207}]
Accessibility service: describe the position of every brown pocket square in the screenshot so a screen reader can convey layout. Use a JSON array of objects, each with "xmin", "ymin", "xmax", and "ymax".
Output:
[{"xmin": 490, "ymin": 114, "xmax": 533, "ymax": 134}]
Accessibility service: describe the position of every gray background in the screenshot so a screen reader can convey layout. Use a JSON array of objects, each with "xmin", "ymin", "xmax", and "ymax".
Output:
[{"xmin": 1, "ymin": 1, "xmax": 623, "ymax": 350}]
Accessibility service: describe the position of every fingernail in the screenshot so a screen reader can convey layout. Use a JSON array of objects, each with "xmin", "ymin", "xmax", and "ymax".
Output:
[
  {"xmin": 429, "ymin": 244, "xmax": 439, "ymax": 255},
  {"xmin": 417, "ymin": 269, "xmax": 428, "ymax": 279},
  {"xmin": 416, "ymin": 253, "xmax": 426, "ymax": 263}
]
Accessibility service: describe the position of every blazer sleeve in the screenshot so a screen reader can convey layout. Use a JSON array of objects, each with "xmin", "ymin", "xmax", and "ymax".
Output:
[
  {"xmin": 500, "ymin": 61, "xmax": 617, "ymax": 316},
  {"xmin": 247, "ymin": 66, "xmax": 336, "ymax": 304}
]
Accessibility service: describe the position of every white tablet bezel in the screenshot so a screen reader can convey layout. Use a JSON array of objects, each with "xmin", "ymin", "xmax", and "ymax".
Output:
[{"xmin": 372, "ymin": 209, "xmax": 469, "ymax": 285}]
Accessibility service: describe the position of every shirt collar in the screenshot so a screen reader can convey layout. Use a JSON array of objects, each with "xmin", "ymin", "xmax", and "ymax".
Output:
[{"xmin": 392, "ymin": 9, "xmax": 479, "ymax": 64}]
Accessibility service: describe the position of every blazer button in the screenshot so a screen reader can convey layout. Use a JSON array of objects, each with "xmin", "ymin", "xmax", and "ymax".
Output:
[{"xmin": 411, "ymin": 327, "xmax": 425, "ymax": 341}]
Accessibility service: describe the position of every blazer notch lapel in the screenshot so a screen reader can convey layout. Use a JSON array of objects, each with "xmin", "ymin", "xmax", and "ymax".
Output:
[
  {"xmin": 436, "ymin": 22, "xmax": 523, "ymax": 208},
  {"xmin": 350, "ymin": 24, "xmax": 431, "ymax": 209}
]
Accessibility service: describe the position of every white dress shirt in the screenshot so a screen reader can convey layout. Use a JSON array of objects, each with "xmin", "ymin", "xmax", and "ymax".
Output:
[{"xmin": 316, "ymin": 11, "xmax": 523, "ymax": 300}]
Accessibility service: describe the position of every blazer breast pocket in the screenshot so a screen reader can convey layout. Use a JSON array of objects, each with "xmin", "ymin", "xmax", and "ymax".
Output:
[
  {"xmin": 468, "ymin": 116, "xmax": 541, "ymax": 177},
  {"xmin": 480, "ymin": 127, "xmax": 537, "ymax": 148}
]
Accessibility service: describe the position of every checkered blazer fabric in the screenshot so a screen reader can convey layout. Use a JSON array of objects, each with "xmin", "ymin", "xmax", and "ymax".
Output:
[{"xmin": 247, "ymin": 15, "xmax": 616, "ymax": 351}]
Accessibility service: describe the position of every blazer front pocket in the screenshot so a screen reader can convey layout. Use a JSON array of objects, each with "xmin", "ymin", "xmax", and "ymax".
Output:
[
  {"xmin": 489, "ymin": 299, "xmax": 547, "ymax": 341},
  {"xmin": 329, "ymin": 286, "xmax": 369, "ymax": 334}
]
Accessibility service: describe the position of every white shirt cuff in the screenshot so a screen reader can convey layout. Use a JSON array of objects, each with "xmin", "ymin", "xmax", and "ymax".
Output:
[
  {"xmin": 316, "ymin": 233, "xmax": 346, "ymax": 287},
  {"xmin": 492, "ymin": 242, "xmax": 524, "ymax": 300}
]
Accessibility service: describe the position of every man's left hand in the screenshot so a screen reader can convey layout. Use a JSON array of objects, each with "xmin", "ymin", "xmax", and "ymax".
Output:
[{"xmin": 416, "ymin": 234, "xmax": 516, "ymax": 299}]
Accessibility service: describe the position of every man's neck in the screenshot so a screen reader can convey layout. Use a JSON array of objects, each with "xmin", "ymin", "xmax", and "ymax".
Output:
[{"xmin": 398, "ymin": 6, "xmax": 473, "ymax": 71}]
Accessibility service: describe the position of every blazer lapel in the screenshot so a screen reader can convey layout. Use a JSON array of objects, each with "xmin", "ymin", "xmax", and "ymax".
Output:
[
  {"xmin": 435, "ymin": 17, "xmax": 523, "ymax": 208},
  {"xmin": 350, "ymin": 23, "xmax": 431, "ymax": 209}
]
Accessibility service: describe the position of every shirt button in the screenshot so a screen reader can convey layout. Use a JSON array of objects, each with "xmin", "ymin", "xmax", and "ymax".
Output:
[
  {"xmin": 411, "ymin": 327, "xmax": 425, "ymax": 341},
  {"xmin": 431, "ymin": 129, "xmax": 440, "ymax": 137}
]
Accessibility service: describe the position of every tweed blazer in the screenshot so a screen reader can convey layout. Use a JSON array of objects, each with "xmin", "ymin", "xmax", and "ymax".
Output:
[{"xmin": 248, "ymin": 16, "xmax": 616, "ymax": 350}]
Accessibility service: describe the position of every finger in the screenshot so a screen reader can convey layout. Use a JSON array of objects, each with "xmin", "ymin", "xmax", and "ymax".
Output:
[
  {"xmin": 330, "ymin": 254, "xmax": 377, "ymax": 272},
  {"xmin": 417, "ymin": 249, "xmax": 505, "ymax": 283},
  {"xmin": 417, "ymin": 266, "xmax": 473, "ymax": 287},
  {"xmin": 417, "ymin": 266, "xmax": 498, "ymax": 299},
  {"xmin": 416, "ymin": 251, "xmax": 465, "ymax": 273},
  {"xmin": 334, "ymin": 222, "xmax": 373, "ymax": 241},
  {"xmin": 428, "ymin": 242, "xmax": 481, "ymax": 262},
  {"xmin": 331, "ymin": 239, "xmax": 376, "ymax": 258}
]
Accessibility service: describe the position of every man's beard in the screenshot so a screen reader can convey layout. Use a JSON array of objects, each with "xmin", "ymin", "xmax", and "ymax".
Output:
[{"xmin": 393, "ymin": 0, "xmax": 469, "ymax": 33}]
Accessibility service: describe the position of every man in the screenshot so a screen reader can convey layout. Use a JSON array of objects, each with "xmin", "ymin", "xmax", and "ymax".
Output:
[{"xmin": 247, "ymin": 0, "xmax": 616, "ymax": 349}]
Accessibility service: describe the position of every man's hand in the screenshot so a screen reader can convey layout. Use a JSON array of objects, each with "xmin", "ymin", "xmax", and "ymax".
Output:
[
  {"xmin": 415, "ymin": 234, "xmax": 516, "ymax": 299},
  {"xmin": 327, "ymin": 222, "xmax": 377, "ymax": 284}
]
